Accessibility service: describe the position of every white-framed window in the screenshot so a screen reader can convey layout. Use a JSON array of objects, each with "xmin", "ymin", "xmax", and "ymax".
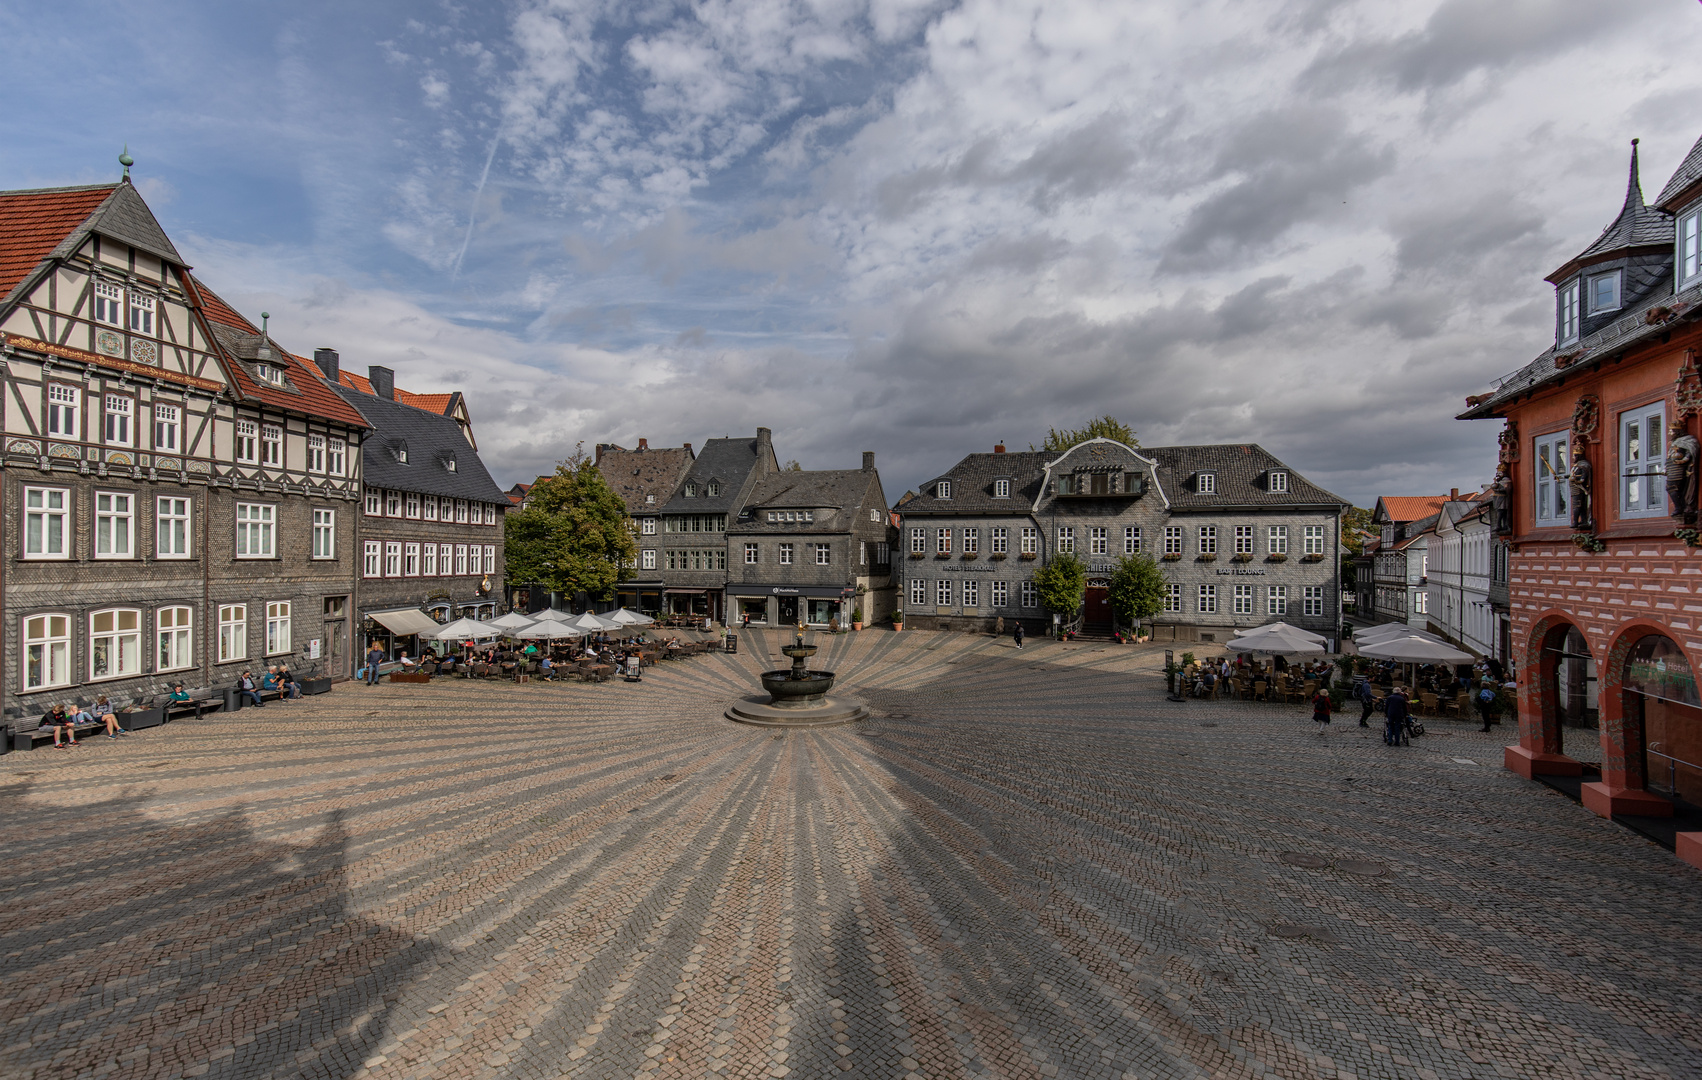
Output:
[
  {"xmin": 1558, "ymin": 278, "xmax": 1580, "ymax": 345},
  {"xmin": 1163, "ymin": 584, "xmax": 1181, "ymax": 613},
  {"xmin": 991, "ymin": 527, "xmax": 1009, "ymax": 554},
  {"xmin": 1198, "ymin": 584, "xmax": 1217, "ymax": 613},
  {"xmin": 157, "ymin": 606, "xmax": 193, "ymax": 672},
  {"xmin": 1303, "ymin": 525, "xmax": 1325, "ymax": 556},
  {"xmin": 1163, "ymin": 526, "xmax": 1183, "ymax": 555},
  {"xmin": 1534, "ymin": 430, "xmax": 1570, "ymax": 526},
  {"xmin": 1089, "ymin": 527, "xmax": 1107, "ymax": 555},
  {"xmin": 779, "ymin": 543, "xmax": 794, "ymax": 565},
  {"xmin": 1233, "ymin": 584, "xmax": 1254, "ymax": 614},
  {"xmin": 963, "ymin": 528, "xmax": 980, "ymax": 554},
  {"xmin": 745, "ymin": 543, "xmax": 759, "ymax": 564},
  {"xmin": 1413, "ymin": 590, "xmax": 1428, "ymax": 615},
  {"xmin": 306, "ymin": 434, "xmax": 325, "ymax": 472},
  {"xmin": 859, "ymin": 540, "xmax": 867, "ymax": 566},
  {"xmin": 936, "ymin": 481, "xmax": 952, "ymax": 499},
  {"xmin": 89, "ymin": 608, "xmax": 141, "ymax": 680},
  {"xmin": 1198, "ymin": 526, "xmax": 1217, "ymax": 554},
  {"xmin": 260, "ymin": 424, "xmax": 282, "ymax": 467},
  {"xmin": 641, "ymin": 518, "xmax": 656, "ymax": 535},
  {"xmin": 1587, "ymin": 270, "xmax": 1620, "ymax": 314},
  {"xmin": 404, "ymin": 492, "xmax": 420, "ymax": 519},
  {"xmin": 420, "ymin": 494, "xmax": 437, "ymax": 521},
  {"xmin": 936, "ymin": 579, "xmax": 952, "ymax": 607},
  {"xmin": 1620, "ymin": 402, "xmax": 1667, "ymax": 517},
  {"xmin": 642, "ymin": 548, "xmax": 657, "ymax": 570},
  {"xmin": 815, "ymin": 543, "xmax": 831, "ymax": 566},
  {"xmin": 484, "ymin": 545, "xmax": 496, "ymax": 573},
  {"xmin": 991, "ymin": 580, "xmax": 1009, "ymax": 607},
  {"xmin": 1057, "ymin": 526, "xmax": 1074, "ymax": 553},
  {"xmin": 386, "ymin": 490, "xmax": 402, "ymax": 517},
  {"xmin": 404, "ymin": 542, "xmax": 420, "ymax": 576},
  {"xmin": 1269, "ymin": 471, "xmax": 1288, "ymax": 494},
  {"xmin": 46, "ymin": 384, "xmax": 79, "ymax": 439},
  {"xmin": 363, "ymin": 540, "xmax": 381, "ymax": 577},
  {"xmin": 128, "ymin": 292, "xmax": 154, "ymax": 335},
  {"xmin": 994, "ymin": 479, "xmax": 1010, "ymax": 498},
  {"xmin": 218, "ymin": 604, "xmax": 247, "ymax": 663},
  {"xmin": 104, "ymin": 394, "xmax": 132, "ymax": 445},
  {"xmin": 94, "ymin": 492, "xmax": 133, "ymax": 558},
  {"xmin": 1234, "ymin": 525, "xmax": 1254, "ymax": 555},
  {"xmin": 1197, "ymin": 473, "xmax": 1216, "ymax": 495},
  {"xmin": 1268, "ymin": 525, "xmax": 1289, "ymax": 555},
  {"xmin": 265, "ymin": 601, "xmax": 291, "ymax": 655},
  {"xmin": 963, "ymin": 580, "xmax": 980, "ymax": 608},
  {"xmin": 23, "ymin": 614, "xmax": 71, "ymax": 690},
  {"xmin": 157, "ymin": 496, "xmax": 191, "ymax": 558},
  {"xmin": 936, "ymin": 527, "xmax": 953, "ymax": 554},
  {"xmin": 1681, "ymin": 208, "xmax": 1702, "ymax": 288},
  {"xmin": 153, "ymin": 403, "xmax": 179, "ymax": 451},
  {"xmin": 1124, "ymin": 526, "xmax": 1141, "ymax": 554},
  {"xmin": 23, "ymin": 487, "xmax": 69, "ymax": 558},
  {"xmin": 1267, "ymin": 585, "xmax": 1288, "ymax": 616},
  {"xmin": 1303, "ymin": 585, "xmax": 1324, "ymax": 617},
  {"xmin": 235, "ymin": 503, "xmax": 274, "ymax": 558},
  {"xmin": 327, "ymin": 437, "xmax": 346, "ymax": 476},
  {"xmin": 455, "ymin": 544, "xmax": 468, "ymax": 575},
  {"xmin": 308, "ymin": 508, "xmax": 335, "ymax": 559},
  {"xmin": 454, "ymin": 499, "xmax": 469, "ymax": 523},
  {"xmin": 483, "ymin": 503, "xmax": 496, "ymax": 525},
  {"xmin": 438, "ymin": 543, "xmax": 453, "ymax": 576},
  {"xmin": 384, "ymin": 541, "xmax": 402, "ymax": 576},
  {"xmin": 364, "ymin": 489, "xmax": 381, "ymax": 516},
  {"xmin": 92, "ymin": 280, "xmax": 123, "ymax": 326},
  {"xmin": 1021, "ymin": 580, "xmax": 1038, "ymax": 608},
  {"xmin": 422, "ymin": 543, "xmax": 438, "ymax": 576},
  {"xmin": 235, "ymin": 420, "xmax": 258, "ymax": 464},
  {"xmin": 910, "ymin": 578, "xmax": 927, "ymax": 606},
  {"xmin": 910, "ymin": 527, "xmax": 926, "ymax": 554}
]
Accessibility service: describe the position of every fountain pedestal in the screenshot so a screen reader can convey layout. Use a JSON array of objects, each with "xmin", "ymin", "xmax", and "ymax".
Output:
[{"xmin": 726, "ymin": 635, "xmax": 867, "ymax": 728}]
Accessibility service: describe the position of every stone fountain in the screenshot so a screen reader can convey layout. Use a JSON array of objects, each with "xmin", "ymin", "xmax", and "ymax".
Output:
[{"xmin": 726, "ymin": 629, "xmax": 867, "ymax": 727}]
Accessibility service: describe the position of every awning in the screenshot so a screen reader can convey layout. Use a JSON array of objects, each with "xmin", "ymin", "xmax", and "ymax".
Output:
[
  {"xmin": 727, "ymin": 584, "xmax": 853, "ymax": 599},
  {"xmin": 366, "ymin": 607, "xmax": 441, "ymax": 636}
]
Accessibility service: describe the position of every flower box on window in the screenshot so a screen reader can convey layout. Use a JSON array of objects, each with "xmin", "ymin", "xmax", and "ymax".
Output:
[
  {"xmin": 1300, "ymin": 553, "xmax": 1323, "ymax": 562},
  {"xmin": 1197, "ymin": 553, "xmax": 1217, "ymax": 562},
  {"xmin": 1232, "ymin": 553, "xmax": 1253, "ymax": 563},
  {"xmin": 934, "ymin": 552, "xmax": 952, "ymax": 560},
  {"xmin": 990, "ymin": 552, "xmax": 1008, "ymax": 560},
  {"xmin": 908, "ymin": 551, "xmax": 926, "ymax": 559},
  {"xmin": 1019, "ymin": 552, "xmax": 1037, "ymax": 560},
  {"xmin": 1162, "ymin": 553, "xmax": 1182, "ymax": 561},
  {"xmin": 1266, "ymin": 553, "xmax": 1289, "ymax": 563},
  {"xmin": 960, "ymin": 552, "xmax": 978, "ymax": 560}
]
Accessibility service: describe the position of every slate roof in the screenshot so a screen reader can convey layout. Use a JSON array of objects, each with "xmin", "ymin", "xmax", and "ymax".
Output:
[
  {"xmin": 1656, "ymin": 130, "xmax": 1702, "ymax": 211},
  {"xmin": 658, "ymin": 435, "xmax": 771, "ymax": 515},
  {"xmin": 1547, "ymin": 143, "xmax": 1673, "ymax": 283},
  {"xmin": 596, "ymin": 444, "xmax": 695, "ymax": 516},
  {"xmin": 732, "ymin": 469, "xmax": 882, "ymax": 524},
  {"xmin": 333, "ymin": 385, "xmax": 505, "ymax": 503},
  {"xmin": 337, "ymin": 369, "xmax": 458, "ymax": 417},
  {"xmin": 1146, "ymin": 445, "xmax": 1346, "ymax": 509},
  {"xmin": 192, "ymin": 280, "xmax": 370, "ymax": 428},
  {"xmin": 0, "ymin": 183, "xmax": 116, "ymax": 304},
  {"xmin": 898, "ymin": 452, "xmax": 1050, "ymax": 514}
]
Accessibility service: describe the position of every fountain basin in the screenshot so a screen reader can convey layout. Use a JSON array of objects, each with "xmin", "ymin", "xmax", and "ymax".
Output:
[
  {"xmin": 727, "ymin": 632, "xmax": 867, "ymax": 728},
  {"xmin": 759, "ymin": 669, "xmax": 837, "ymax": 708}
]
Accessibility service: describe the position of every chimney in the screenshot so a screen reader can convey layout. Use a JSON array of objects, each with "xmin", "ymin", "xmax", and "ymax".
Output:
[
  {"xmin": 595, "ymin": 443, "xmax": 608, "ymax": 465},
  {"xmin": 683, "ymin": 442, "xmax": 692, "ymax": 453},
  {"xmin": 756, "ymin": 427, "xmax": 773, "ymax": 466},
  {"xmin": 313, "ymin": 347, "xmax": 340, "ymax": 382},
  {"xmin": 1450, "ymin": 487, "xmax": 1460, "ymax": 500},
  {"xmin": 368, "ymin": 365, "xmax": 395, "ymax": 401},
  {"xmin": 638, "ymin": 438, "xmax": 649, "ymax": 451},
  {"xmin": 994, "ymin": 442, "xmax": 1006, "ymax": 454},
  {"xmin": 862, "ymin": 451, "xmax": 875, "ymax": 472}
]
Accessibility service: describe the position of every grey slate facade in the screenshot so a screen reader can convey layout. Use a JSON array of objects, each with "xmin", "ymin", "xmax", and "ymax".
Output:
[{"xmin": 654, "ymin": 429, "xmax": 778, "ymax": 621}]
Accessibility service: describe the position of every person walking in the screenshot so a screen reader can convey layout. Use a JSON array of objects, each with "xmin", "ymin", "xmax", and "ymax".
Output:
[
  {"xmin": 1013, "ymin": 623, "xmax": 1025, "ymax": 650},
  {"xmin": 364, "ymin": 643, "xmax": 386, "ymax": 687},
  {"xmin": 1355, "ymin": 678, "xmax": 1376, "ymax": 727},
  {"xmin": 1311, "ymin": 686, "xmax": 1332, "ymax": 726},
  {"xmin": 1475, "ymin": 684, "xmax": 1499, "ymax": 733},
  {"xmin": 1384, "ymin": 687, "xmax": 1410, "ymax": 747}
]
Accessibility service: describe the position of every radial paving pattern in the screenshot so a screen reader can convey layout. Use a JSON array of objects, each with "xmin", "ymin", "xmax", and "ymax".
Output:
[{"xmin": 2, "ymin": 629, "xmax": 1699, "ymax": 1080}]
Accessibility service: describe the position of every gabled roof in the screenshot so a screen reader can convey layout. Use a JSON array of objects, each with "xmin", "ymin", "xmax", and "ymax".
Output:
[
  {"xmin": 595, "ymin": 444, "xmax": 695, "ymax": 516},
  {"xmin": 900, "ymin": 451, "xmax": 1050, "ymax": 514},
  {"xmin": 337, "ymin": 370, "xmax": 458, "ymax": 417},
  {"xmin": 1656, "ymin": 130, "xmax": 1702, "ymax": 212},
  {"xmin": 1547, "ymin": 142, "xmax": 1673, "ymax": 284},
  {"xmin": 658, "ymin": 434, "xmax": 772, "ymax": 515},
  {"xmin": 191, "ymin": 278, "xmax": 368, "ymax": 428},
  {"xmin": 1375, "ymin": 495, "xmax": 1472, "ymax": 524},
  {"xmin": 333, "ymin": 385, "xmax": 505, "ymax": 503},
  {"xmin": 739, "ymin": 468, "xmax": 882, "ymax": 513},
  {"xmin": 0, "ymin": 183, "xmax": 116, "ymax": 303},
  {"xmin": 1147, "ymin": 444, "xmax": 1345, "ymax": 509}
]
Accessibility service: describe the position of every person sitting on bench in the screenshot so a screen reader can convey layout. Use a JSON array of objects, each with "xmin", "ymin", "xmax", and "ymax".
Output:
[
  {"xmin": 539, "ymin": 655, "xmax": 555, "ymax": 681},
  {"xmin": 167, "ymin": 682, "xmax": 194, "ymax": 706},
  {"xmin": 41, "ymin": 703, "xmax": 80, "ymax": 748},
  {"xmin": 238, "ymin": 671, "xmax": 265, "ymax": 708},
  {"xmin": 272, "ymin": 664, "xmax": 302, "ymax": 699},
  {"xmin": 259, "ymin": 669, "xmax": 291, "ymax": 704},
  {"xmin": 93, "ymin": 694, "xmax": 130, "ymax": 739}
]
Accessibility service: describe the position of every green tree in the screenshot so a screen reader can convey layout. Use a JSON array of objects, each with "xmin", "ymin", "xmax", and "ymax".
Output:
[
  {"xmin": 1107, "ymin": 553, "xmax": 1166, "ymax": 630},
  {"xmin": 1033, "ymin": 551, "xmax": 1087, "ymax": 617},
  {"xmin": 1033, "ymin": 416, "xmax": 1139, "ymax": 452},
  {"xmin": 503, "ymin": 446, "xmax": 636, "ymax": 601},
  {"xmin": 782, "ymin": 459, "xmax": 803, "ymax": 472},
  {"xmin": 1340, "ymin": 505, "xmax": 1374, "ymax": 591}
]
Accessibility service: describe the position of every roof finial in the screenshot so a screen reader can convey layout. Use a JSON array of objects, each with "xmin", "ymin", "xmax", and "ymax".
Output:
[
  {"xmin": 119, "ymin": 144, "xmax": 133, "ymax": 181},
  {"xmin": 1625, "ymin": 137, "xmax": 1645, "ymax": 211},
  {"xmin": 260, "ymin": 311, "xmax": 270, "ymax": 336}
]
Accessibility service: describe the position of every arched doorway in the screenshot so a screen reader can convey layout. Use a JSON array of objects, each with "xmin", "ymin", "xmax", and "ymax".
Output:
[
  {"xmin": 1623, "ymin": 634, "xmax": 1702, "ymax": 804},
  {"xmin": 1553, "ymin": 625, "xmax": 1598, "ymax": 744}
]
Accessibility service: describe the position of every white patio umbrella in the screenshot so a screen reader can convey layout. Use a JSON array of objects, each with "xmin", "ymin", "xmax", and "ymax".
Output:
[
  {"xmin": 562, "ymin": 612, "xmax": 620, "ymax": 633},
  {"xmin": 606, "ymin": 607, "xmax": 655, "ymax": 626},
  {"xmin": 488, "ymin": 611, "xmax": 537, "ymax": 631},
  {"xmin": 513, "ymin": 621, "xmax": 582, "ymax": 639},
  {"xmin": 1230, "ymin": 621, "xmax": 1327, "ymax": 646},
  {"xmin": 1357, "ymin": 635, "xmax": 1475, "ymax": 665},
  {"xmin": 1355, "ymin": 622, "xmax": 1442, "ymax": 645},
  {"xmin": 428, "ymin": 617, "xmax": 503, "ymax": 641},
  {"xmin": 529, "ymin": 608, "xmax": 576, "ymax": 623},
  {"xmin": 1227, "ymin": 624, "xmax": 1327, "ymax": 656}
]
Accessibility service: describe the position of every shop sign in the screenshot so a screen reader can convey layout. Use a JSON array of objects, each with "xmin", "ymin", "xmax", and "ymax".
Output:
[
  {"xmin": 939, "ymin": 563, "xmax": 997, "ymax": 573},
  {"xmin": 1216, "ymin": 568, "xmax": 1267, "ymax": 576},
  {"xmin": 1625, "ymin": 636, "xmax": 1700, "ymax": 707}
]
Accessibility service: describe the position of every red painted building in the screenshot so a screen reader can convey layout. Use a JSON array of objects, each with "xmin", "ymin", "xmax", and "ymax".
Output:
[{"xmin": 1461, "ymin": 136, "xmax": 1702, "ymax": 869}]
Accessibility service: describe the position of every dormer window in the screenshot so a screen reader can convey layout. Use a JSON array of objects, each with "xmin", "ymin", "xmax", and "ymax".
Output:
[
  {"xmin": 767, "ymin": 511, "xmax": 777, "ymax": 522},
  {"xmin": 1587, "ymin": 271, "xmax": 1620, "ymax": 314},
  {"xmin": 128, "ymin": 293, "xmax": 154, "ymax": 335},
  {"xmin": 685, "ymin": 482, "xmax": 697, "ymax": 497},
  {"xmin": 994, "ymin": 479, "xmax": 1010, "ymax": 498},
  {"xmin": 445, "ymin": 457, "xmax": 457, "ymax": 472},
  {"xmin": 936, "ymin": 481, "xmax": 951, "ymax": 499},
  {"xmin": 1558, "ymin": 278, "xmax": 1580, "ymax": 344},
  {"xmin": 92, "ymin": 281, "xmax": 123, "ymax": 326},
  {"xmin": 1197, "ymin": 473, "xmax": 1217, "ymax": 495},
  {"xmin": 394, "ymin": 441, "xmax": 409, "ymax": 464},
  {"xmin": 1681, "ymin": 209, "xmax": 1701, "ymax": 287},
  {"xmin": 257, "ymin": 365, "xmax": 287, "ymax": 386},
  {"xmin": 706, "ymin": 481, "xmax": 720, "ymax": 497},
  {"xmin": 1269, "ymin": 471, "xmax": 1288, "ymax": 494},
  {"xmin": 646, "ymin": 493, "xmax": 655, "ymax": 503}
]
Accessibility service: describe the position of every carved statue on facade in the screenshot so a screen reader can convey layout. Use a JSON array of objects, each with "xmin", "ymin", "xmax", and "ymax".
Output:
[
  {"xmin": 1497, "ymin": 420, "xmax": 1520, "ymax": 467},
  {"xmin": 1571, "ymin": 394, "xmax": 1600, "ymax": 445},
  {"xmin": 1567, "ymin": 451, "xmax": 1593, "ymax": 532},
  {"xmin": 1668, "ymin": 433, "xmax": 1700, "ymax": 524},
  {"xmin": 1489, "ymin": 467, "xmax": 1512, "ymax": 536}
]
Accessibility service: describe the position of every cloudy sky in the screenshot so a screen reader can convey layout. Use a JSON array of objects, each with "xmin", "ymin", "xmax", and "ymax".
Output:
[{"xmin": 6, "ymin": 0, "xmax": 1702, "ymax": 507}]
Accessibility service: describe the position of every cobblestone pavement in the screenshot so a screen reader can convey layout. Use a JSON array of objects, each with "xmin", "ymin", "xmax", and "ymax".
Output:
[{"xmin": 3, "ymin": 629, "xmax": 1699, "ymax": 1080}]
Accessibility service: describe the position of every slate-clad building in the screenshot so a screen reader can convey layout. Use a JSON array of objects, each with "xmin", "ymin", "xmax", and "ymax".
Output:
[
  {"xmin": 898, "ymin": 440, "xmax": 1345, "ymax": 639},
  {"xmin": 0, "ymin": 170, "xmax": 370, "ymax": 730},
  {"xmin": 726, "ymin": 452, "xmax": 894, "ymax": 627},
  {"xmin": 596, "ymin": 438, "xmax": 695, "ymax": 614},
  {"xmin": 329, "ymin": 359, "xmax": 507, "ymax": 658},
  {"xmin": 654, "ymin": 429, "xmax": 777, "ymax": 622}
]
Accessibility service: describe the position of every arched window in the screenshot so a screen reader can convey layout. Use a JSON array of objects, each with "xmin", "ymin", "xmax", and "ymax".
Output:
[
  {"xmin": 23, "ymin": 614, "xmax": 72, "ymax": 690},
  {"xmin": 158, "ymin": 607, "xmax": 193, "ymax": 671},
  {"xmin": 90, "ymin": 608, "xmax": 142, "ymax": 679}
]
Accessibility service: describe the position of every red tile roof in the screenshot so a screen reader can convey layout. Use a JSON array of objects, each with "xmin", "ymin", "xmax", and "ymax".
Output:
[
  {"xmin": 1379, "ymin": 495, "xmax": 1477, "ymax": 522},
  {"xmin": 335, "ymin": 370, "xmax": 456, "ymax": 416},
  {"xmin": 0, "ymin": 184, "xmax": 117, "ymax": 300}
]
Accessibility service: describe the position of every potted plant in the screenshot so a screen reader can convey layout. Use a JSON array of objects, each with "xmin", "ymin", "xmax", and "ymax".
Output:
[
  {"xmin": 1198, "ymin": 553, "xmax": 1217, "ymax": 562},
  {"xmin": 1232, "ymin": 552, "xmax": 1253, "ymax": 562},
  {"xmin": 892, "ymin": 607, "xmax": 904, "ymax": 631},
  {"xmin": 1162, "ymin": 552, "xmax": 1182, "ymax": 561},
  {"xmin": 852, "ymin": 607, "xmax": 863, "ymax": 631},
  {"xmin": 990, "ymin": 551, "xmax": 1008, "ymax": 560},
  {"xmin": 1019, "ymin": 551, "xmax": 1037, "ymax": 560},
  {"xmin": 961, "ymin": 551, "xmax": 978, "ymax": 560}
]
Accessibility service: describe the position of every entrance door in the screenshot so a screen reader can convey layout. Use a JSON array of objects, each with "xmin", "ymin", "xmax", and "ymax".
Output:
[
  {"xmin": 777, "ymin": 596, "xmax": 799, "ymax": 625},
  {"xmin": 1084, "ymin": 586, "xmax": 1112, "ymax": 631},
  {"xmin": 325, "ymin": 621, "xmax": 346, "ymax": 677}
]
